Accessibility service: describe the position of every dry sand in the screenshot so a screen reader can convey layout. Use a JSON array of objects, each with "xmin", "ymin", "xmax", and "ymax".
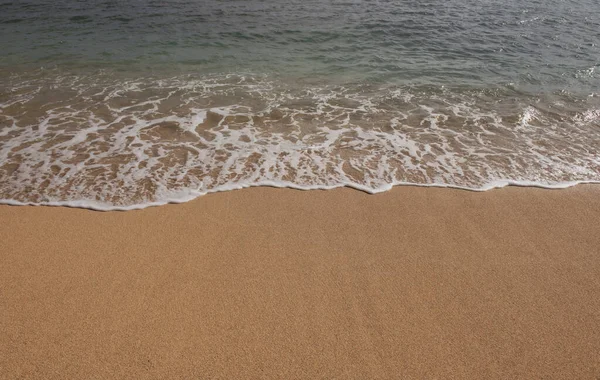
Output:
[{"xmin": 1, "ymin": 185, "xmax": 600, "ymax": 379}]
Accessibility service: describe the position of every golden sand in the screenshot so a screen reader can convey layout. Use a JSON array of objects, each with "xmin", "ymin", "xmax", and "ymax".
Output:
[{"xmin": 1, "ymin": 185, "xmax": 600, "ymax": 379}]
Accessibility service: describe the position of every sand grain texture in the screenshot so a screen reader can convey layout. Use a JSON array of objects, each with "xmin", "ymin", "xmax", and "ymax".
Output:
[{"xmin": 1, "ymin": 186, "xmax": 600, "ymax": 379}]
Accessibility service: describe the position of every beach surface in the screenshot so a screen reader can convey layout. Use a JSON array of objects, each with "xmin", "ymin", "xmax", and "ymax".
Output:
[{"xmin": 1, "ymin": 185, "xmax": 600, "ymax": 379}]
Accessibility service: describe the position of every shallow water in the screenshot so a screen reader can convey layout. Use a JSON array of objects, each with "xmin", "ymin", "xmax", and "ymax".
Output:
[{"xmin": 1, "ymin": 0, "xmax": 599, "ymax": 209}]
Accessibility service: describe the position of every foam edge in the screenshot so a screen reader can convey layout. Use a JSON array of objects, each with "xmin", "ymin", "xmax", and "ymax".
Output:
[{"xmin": 1, "ymin": 179, "xmax": 599, "ymax": 212}]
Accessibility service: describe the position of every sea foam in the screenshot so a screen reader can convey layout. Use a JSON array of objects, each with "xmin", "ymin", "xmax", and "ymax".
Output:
[{"xmin": 1, "ymin": 73, "xmax": 599, "ymax": 210}]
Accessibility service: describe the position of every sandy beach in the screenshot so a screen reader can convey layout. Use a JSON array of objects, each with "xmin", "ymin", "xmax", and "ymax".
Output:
[{"xmin": 1, "ymin": 185, "xmax": 600, "ymax": 379}]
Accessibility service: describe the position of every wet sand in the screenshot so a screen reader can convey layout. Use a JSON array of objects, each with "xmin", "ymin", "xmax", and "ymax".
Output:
[{"xmin": 1, "ymin": 185, "xmax": 600, "ymax": 379}]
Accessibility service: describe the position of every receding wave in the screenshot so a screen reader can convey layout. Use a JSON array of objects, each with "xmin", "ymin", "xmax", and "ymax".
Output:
[{"xmin": 1, "ymin": 72, "xmax": 599, "ymax": 210}]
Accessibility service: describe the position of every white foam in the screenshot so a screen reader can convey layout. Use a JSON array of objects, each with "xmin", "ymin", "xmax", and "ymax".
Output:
[
  {"xmin": 2, "ymin": 179, "xmax": 599, "ymax": 212},
  {"xmin": 1, "ymin": 73, "xmax": 600, "ymax": 211}
]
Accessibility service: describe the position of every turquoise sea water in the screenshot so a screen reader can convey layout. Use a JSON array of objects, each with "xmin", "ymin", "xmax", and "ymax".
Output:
[{"xmin": 1, "ymin": 0, "xmax": 599, "ymax": 209}]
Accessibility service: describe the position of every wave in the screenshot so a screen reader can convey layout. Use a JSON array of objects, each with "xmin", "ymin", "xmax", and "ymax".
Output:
[{"xmin": 1, "ymin": 72, "xmax": 599, "ymax": 210}]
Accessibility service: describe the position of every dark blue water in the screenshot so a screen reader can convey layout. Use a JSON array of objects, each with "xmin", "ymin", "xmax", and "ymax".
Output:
[{"xmin": 1, "ymin": 0, "xmax": 599, "ymax": 209}]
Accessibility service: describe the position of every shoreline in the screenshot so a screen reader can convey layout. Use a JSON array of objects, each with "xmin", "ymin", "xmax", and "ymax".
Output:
[
  {"xmin": 2, "ymin": 185, "xmax": 600, "ymax": 378},
  {"xmin": 2, "ymin": 179, "xmax": 600, "ymax": 211}
]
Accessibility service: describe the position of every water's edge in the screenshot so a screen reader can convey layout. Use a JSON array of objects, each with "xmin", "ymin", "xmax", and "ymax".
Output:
[{"xmin": 2, "ymin": 180, "xmax": 599, "ymax": 212}]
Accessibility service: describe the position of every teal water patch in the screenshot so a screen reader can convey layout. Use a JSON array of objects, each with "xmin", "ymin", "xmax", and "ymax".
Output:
[{"xmin": 1, "ymin": 0, "xmax": 599, "ymax": 93}]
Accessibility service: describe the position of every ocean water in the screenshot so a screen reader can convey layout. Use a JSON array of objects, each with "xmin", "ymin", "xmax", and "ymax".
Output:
[{"xmin": 1, "ymin": 0, "xmax": 599, "ymax": 209}]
